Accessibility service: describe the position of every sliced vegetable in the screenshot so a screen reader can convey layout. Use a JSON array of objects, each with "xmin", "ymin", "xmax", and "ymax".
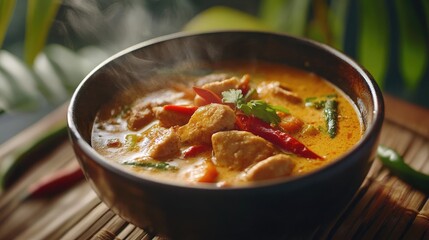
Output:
[
  {"xmin": 324, "ymin": 99, "xmax": 338, "ymax": 138},
  {"xmin": 193, "ymin": 87, "xmax": 222, "ymax": 104},
  {"xmin": 0, "ymin": 122, "xmax": 68, "ymax": 190},
  {"xmin": 163, "ymin": 105, "xmax": 198, "ymax": 116},
  {"xmin": 125, "ymin": 134, "xmax": 140, "ymax": 150},
  {"xmin": 26, "ymin": 163, "xmax": 84, "ymax": 198},
  {"xmin": 236, "ymin": 114, "xmax": 322, "ymax": 159},
  {"xmin": 183, "ymin": 145, "xmax": 210, "ymax": 158},
  {"xmin": 122, "ymin": 161, "xmax": 178, "ymax": 171},
  {"xmin": 377, "ymin": 145, "xmax": 429, "ymax": 193}
]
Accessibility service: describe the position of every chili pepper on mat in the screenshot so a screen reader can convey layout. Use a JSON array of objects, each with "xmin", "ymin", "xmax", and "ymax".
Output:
[
  {"xmin": 26, "ymin": 162, "xmax": 84, "ymax": 198},
  {"xmin": 236, "ymin": 114, "xmax": 322, "ymax": 159},
  {"xmin": 0, "ymin": 122, "xmax": 68, "ymax": 190},
  {"xmin": 377, "ymin": 145, "xmax": 429, "ymax": 194}
]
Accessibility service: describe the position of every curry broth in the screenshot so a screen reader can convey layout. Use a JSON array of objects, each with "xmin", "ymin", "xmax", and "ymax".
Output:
[{"xmin": 92, "ymin": 61, "xmax": 362, "ymax": 186}]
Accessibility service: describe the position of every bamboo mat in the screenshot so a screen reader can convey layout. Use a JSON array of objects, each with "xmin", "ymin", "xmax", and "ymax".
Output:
[{"xmin": 0, "ymin": 95, "xmax": 428, "ymax": 240}]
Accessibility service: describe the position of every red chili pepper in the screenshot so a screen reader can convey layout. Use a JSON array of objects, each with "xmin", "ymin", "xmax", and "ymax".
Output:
[
  {"xmin": 26, "ymin": 163, "xmax": 84, "ymax": 198},
  {"xmin": 236, "ymin": 114, "xmax": 322, "ymax": 159},
  {"xmin": 193, "ymin": 87, "xmax": 223, "ymax": 104},
  {"xmin": 183, "ymin": 145, "xmax": 210, "ymax": 158},
  {"xmin": 163, "ymin": 105, "xmax": 198, "ymax": 116}
]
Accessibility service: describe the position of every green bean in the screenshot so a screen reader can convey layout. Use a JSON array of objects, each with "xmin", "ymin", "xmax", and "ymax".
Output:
[
  {"xmin": 324, "ymin": 99, "xmax": 338, "ymax": 138},
  {"xmin": 377, "ymin": 145, "xmax": 429, "ymax": 194}
]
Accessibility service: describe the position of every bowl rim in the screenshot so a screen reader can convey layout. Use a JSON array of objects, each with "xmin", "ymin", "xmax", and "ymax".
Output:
[{"xmin": 67, "ymin": 30, "xmax": 384, "ymax": 191}]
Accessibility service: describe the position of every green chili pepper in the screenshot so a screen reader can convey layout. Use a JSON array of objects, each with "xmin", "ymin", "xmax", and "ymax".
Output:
[
  {"xmin": 377, "ymin": 145, "xmax": 429, "ymax": 194},
  {"xmin": 324, "ymin": 99, "xmax": 338, "ymax": 138},
  {"xmin": 0, "ymin": 122, "xmax": 68, "ymax": 190}
]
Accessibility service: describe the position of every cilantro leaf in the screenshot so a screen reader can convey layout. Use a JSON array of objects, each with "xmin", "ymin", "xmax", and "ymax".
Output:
[
  {"xmin": 221, "ymin": 89, "xmax": 289, "ymax": 125},
  {"xmin": 222, "ymin": 89, "xmax": 244, "ymax": 105}
]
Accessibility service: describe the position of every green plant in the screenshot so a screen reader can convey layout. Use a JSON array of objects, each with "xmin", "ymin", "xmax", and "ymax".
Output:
[
  {"xmin": 0, "ymin": 0, "xmax": 428, "ymax": 114},
  {"xmin": 0, "ymin": 0, "xmax": 107, "ymax": 113},
  {"xmin": 185, "ymin": 0, "xmax": 429, "ymax": 100}
]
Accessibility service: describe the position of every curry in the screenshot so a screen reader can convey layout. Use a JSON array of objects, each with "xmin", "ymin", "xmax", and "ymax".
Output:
[{"xmin": 91, "ymin": 61, "xmax": 362, "ymax": 186}]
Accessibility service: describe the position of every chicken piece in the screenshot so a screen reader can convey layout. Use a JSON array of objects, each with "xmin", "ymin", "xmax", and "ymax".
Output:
[
  {"xmin": 145, "ymin": 127, "xmax": 180, "ymax": 159},
  {"xmin": 212, "ymin": 131, "xmax": 276, "ymax": 170},
  {"xmin": 243, "ymin": 154, "xmax": 295, "ymax": 181},
  {"xmin": 178, "ymin": 104, "xmax": 235, "ymax": 145},
  {"xmin": 195, "ymin": 73, "xmax": 231, "ymax": 86},
  {"xmin": 195, "ymin": 77, "xmax": 240, "ymax": 106},
  {"xmin": 257, "ymin": 81, "xmax": 302, "ymax": 104},
  {"xmin": 200, "ymin": 77, "xmax": 240, "ymax": 95},
  {"xmin": 127, "ymin": 102, "xmax": 155, "ymax": 131},
  {"xmin": 153, "ymin": 106, "xmax": 192, "ymax": 128}
]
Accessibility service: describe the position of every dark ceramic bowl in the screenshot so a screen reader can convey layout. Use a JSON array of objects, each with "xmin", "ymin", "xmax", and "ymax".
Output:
[{"xmin": 68, "ymin": 31, "xmax": 384, "ymax": 240}]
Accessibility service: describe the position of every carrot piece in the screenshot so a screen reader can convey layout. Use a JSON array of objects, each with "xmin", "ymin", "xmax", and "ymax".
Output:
[
  {"xmin": 193, "ymin": 87, "xmax": 223, "ymax": 104},
  {"xmin": 279, "ymin": 115, "xmax": 304, "ymax": 134},
  {"xmin": 195, "ymin": 161, "xmax": 219, "ymax": 183}
]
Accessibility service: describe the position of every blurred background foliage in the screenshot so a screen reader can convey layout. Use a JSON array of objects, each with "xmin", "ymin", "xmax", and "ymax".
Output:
[{"xmin": 0, "ymin": 0, "xmax": 428, "ymax": 142}]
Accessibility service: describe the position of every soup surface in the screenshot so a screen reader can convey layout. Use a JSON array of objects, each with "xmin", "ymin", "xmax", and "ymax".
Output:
[{"xmin": 92, "ymin": 61, "xmax": 362, "ymax": 186}]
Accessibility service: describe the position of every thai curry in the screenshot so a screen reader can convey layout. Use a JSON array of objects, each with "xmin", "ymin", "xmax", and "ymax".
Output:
[{"xmin": 91, "ymin": 61, "xmax": 362, "ymax": 186}]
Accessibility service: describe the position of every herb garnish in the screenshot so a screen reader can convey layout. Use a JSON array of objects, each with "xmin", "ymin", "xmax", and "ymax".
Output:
[
  {"xmin": 222, "ymin": 89, "xmax": 289, "ymax": 125},
  {"xmin": 122, "ymin": 161, "xmax": 178, "ymax": 171}
]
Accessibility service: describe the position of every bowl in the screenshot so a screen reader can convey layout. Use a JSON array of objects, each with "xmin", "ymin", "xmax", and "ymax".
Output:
[{"xmin": 67, "ymin": 31, "xmax": 384, "ymax": 240}]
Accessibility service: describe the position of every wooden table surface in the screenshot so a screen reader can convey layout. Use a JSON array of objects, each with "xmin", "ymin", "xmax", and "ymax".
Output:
[{"xmin": 0, "ymin": 94, "xmax": 428, "ymax": 240}]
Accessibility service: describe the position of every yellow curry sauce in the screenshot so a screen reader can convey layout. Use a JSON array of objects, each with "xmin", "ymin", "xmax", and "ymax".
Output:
[{"xmin": 91, "ymin": 61, "xmax": 362, "ymax": 186}]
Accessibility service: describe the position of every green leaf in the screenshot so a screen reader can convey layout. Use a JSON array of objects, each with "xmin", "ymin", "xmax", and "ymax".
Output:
[
  {"xmin": 221, "ymin": 89, "xmax": 287, "ymax": 124},
  {"xmin": 0, "ymin": 50, "xmax": 39, "ymax": 110},
  {"xmin": 33, "ymin": 51, "xmax": 69, "ymax": 102},
  {"xmin": 259, "ymin": 0, "xmax": 311, "ymax": 35},
  {"xmin": 44, "ymin": 44, "xmax": 87, "ymax": 92},
  {"xmin": 357, "ymin": 0, "xmax": 389, "ymax": 88},
  {"xmin": 222, "ymin": 89, "xmax": 244, "ymax": 105},
  {"xmin": 24, "ymin": 0, "xmax": 61, "ymax": 66},
  {"xmin": 395, "ymin": 0, "xmax": 428, "ymax": 91},
  {"xmin": 183, "ymin": 6, "xmax": 272, "ymax": 32},
  {"xmin": 329, "ymin": 0, "xmax": 350, "ymax": 50},
  {"xmin": 0, "ymin": 0, "xmax": 16, "ymax": 48}
]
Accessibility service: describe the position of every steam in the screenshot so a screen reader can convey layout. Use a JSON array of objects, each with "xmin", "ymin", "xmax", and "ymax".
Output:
[{"xmin": 61, "ymin": 0, "xmax": 195, "ymax": 53}]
